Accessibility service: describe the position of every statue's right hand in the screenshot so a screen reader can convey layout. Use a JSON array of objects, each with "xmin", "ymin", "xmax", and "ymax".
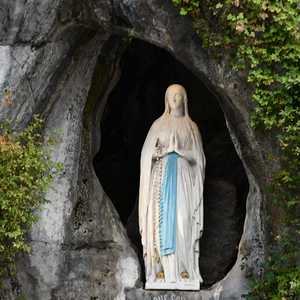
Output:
[{"xmin": 153, "ymin": 152, "xmax": 166, "ymax": 160}]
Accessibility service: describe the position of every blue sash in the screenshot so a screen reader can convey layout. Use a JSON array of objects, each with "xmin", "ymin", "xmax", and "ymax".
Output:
[{"xmin": 159, "ymin": 151, "xmax": 179, "ymax": 256}]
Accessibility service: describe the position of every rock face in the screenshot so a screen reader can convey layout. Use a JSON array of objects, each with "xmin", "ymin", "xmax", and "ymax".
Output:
[{"xmin": 0, "ymin": 1, "xmax": 277, "ymax": 299}]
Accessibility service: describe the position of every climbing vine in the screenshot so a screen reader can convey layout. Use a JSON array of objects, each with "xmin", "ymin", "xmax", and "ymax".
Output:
[
  {"xmin": 172, "ymin": 0, "xmax": 300, "ymax": 298},
  {"xmin": 0, "ymin": 115, "xmax": 62, "ymax": 281}
]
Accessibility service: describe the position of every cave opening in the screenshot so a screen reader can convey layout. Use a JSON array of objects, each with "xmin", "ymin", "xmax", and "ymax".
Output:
[{"xmin": 93, "ymin": 38, "xmax": 249, "ymax": 287}]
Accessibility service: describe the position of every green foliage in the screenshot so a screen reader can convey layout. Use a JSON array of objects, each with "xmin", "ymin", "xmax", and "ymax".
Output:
[
  {"xmin": 248, "ymin": 246, "xmax": 300, "ymax": 299},
  {"xmin": 172, "ymin": 0, "xmax": 200, "ymax": 16},
  {"xmin": 0, "ymin": 115, "xmax": 62, "ymax": 280},
  {"xmin": 244, "ymin": 225, "xmax": 300, "ymax": 299},
  {"xmin": 172, "ymin": 0, "xmax": 300, "ymax": 298}
]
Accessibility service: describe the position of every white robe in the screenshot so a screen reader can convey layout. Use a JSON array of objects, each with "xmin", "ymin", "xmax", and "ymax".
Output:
[{"xmin": 138, "ymin": 115, "xmax": 206, "ymax": 287}]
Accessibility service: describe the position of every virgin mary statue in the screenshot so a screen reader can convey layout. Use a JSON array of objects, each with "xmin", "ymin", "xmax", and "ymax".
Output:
[{"xmin": 138, "ymin": 84, "xmax": 206, "ymax": 290}]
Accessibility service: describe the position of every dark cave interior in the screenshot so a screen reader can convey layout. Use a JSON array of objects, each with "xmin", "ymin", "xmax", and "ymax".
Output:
[{"xmin": 93, "ymin": 38, "xmax": 249, "ymax": 287}]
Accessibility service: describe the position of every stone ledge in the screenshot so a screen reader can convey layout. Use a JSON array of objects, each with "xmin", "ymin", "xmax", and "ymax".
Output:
[
  {"xmin": 125, "ymin": 287, "xmax": 222, "ymax": 300},
  {"xmin": 145, "ymin": 280, "xmax": 200, "ymax": 291}
]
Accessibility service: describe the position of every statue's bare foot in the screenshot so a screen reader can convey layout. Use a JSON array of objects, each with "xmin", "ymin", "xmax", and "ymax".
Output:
[
  {"xmin": 156, "ymin": 271, "xmax": 165, "ymax": 279},
  {"xmin": 180, "ymin": 271, "xmax": 189, "ymax": 279}
]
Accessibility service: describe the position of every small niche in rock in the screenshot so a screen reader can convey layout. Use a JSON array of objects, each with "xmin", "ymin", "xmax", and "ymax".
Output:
[{"xmin": 93, "ymin": 39, "xmax": 249, "ymax": 287}]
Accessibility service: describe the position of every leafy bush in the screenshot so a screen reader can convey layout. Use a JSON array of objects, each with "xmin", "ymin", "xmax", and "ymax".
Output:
[
  {"xmin": 0, "ymin": 115, "xmax": 62, "ymax": 279},
  {"xmin": 172, "ymin": 1, "xmax": 300, "ymax": 298},
  {"xmin": 248, "ymin": 256, "xmax": 300, "ymax": 299}
]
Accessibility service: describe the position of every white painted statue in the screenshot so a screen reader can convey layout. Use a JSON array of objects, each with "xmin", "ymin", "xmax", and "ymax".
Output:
[{"xmin": 138, "ymin": 84, "xmax": 206, "ymax": 290}]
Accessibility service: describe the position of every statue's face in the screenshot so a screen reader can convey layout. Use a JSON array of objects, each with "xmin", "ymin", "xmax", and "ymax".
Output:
[{"xmin": 168, "ymin": 89, "xmax": 184, "ymax": 111}]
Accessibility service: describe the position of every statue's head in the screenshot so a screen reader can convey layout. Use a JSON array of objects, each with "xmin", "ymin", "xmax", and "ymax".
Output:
[{"xmin": 164, "ymin": 84, "xmax": 189, "ymax": 117}]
